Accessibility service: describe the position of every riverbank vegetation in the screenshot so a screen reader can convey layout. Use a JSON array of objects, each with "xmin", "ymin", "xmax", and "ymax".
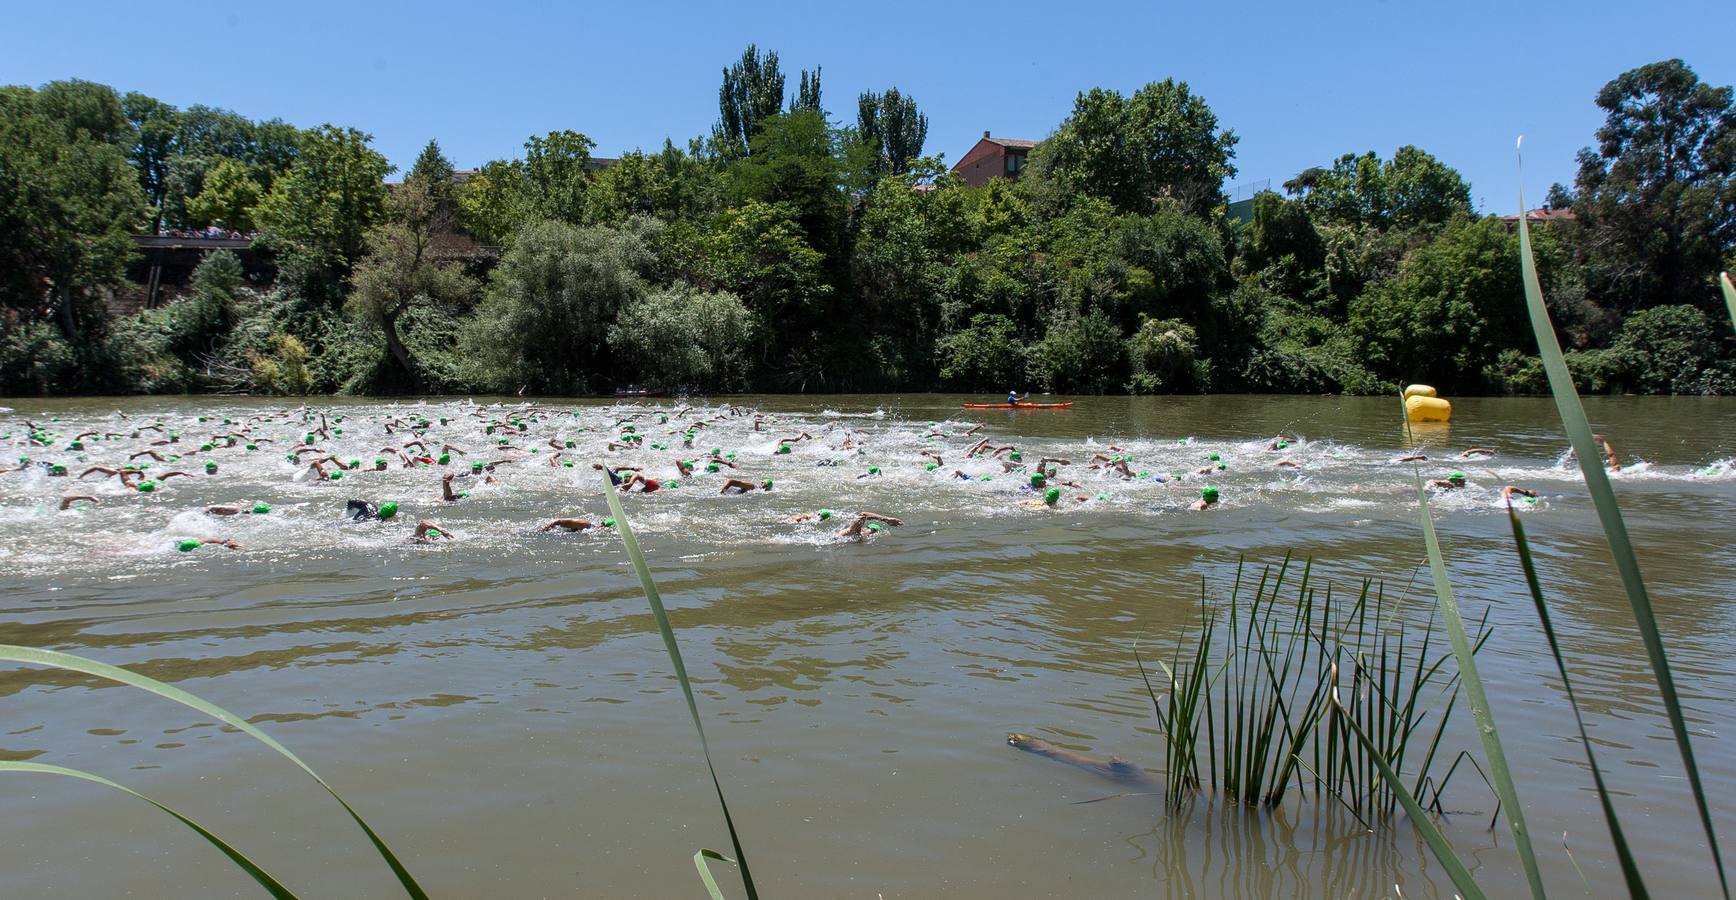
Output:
[{"xmin": 2, "ymin": 54, "xmax": 1733, "ymax": 398}]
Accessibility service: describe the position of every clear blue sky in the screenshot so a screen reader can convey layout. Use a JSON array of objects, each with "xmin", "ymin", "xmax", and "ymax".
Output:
[{"xmin": 4, "ymin": 1, "xmax": 1730, "ymax": 213}]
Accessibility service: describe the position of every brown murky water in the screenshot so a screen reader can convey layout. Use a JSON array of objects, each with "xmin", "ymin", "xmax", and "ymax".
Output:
[{"xmin": 1, "ymin": 394, "xmax": 1732, "ymax": 898}]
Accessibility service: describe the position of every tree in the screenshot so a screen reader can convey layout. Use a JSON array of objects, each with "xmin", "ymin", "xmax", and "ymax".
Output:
[
  {"xmin": 727, "ymin": 109, "xmax": 853, "ymax": 260},
  {"xmin": 185, "ymin": 157, "xmax": 263, "ymax": 231},
  {"xmin": 348, "ymin": 175, "xmax": 478, "ymax": 391},
  {"xmin": 1302, "ymin": 146, "xmax": 1471, "ymax": 231},
  {"xmin": 1126, "ymin": 316, "xmax": 1201, "ymax": 393},
  {"xmin": 792, "ymin": 67, "xmax": 823, "ymax": 113},
  {"xmin": 465, "ymin": 218, "xmax": 655, "ymax": 393},
  {"xmin": 713, "ymin": 44, "xmax": 786, "ymax": 159},
  {"xmin": 409, "ymin": 138, "xmax": 457, "ymax": 210},
  {"xmin": 704, "ymin": 200, "xmax": 831, "ymax": 379},
  {"xmin": 857, "ymin": 88, "xmax": 929, "ymax": 176},
  {"xmin": 1030, "ymin": 79, "xmax": 1238, "ymax": 215},
  {"xmin": 1573, "ymin": 59, "xmax": 1736, "ymax": 312},
  {"xmin": 936, "ymin": 313, "xmax": 1026, "ymax": 390},
  {"xmin": 0, "ymin": 85, "xmax": 148, "ymax": 346},
  {"xmin": 457, "ymin": 158, "xmax": 526, "ymax": 246},
  {"xmin": 1027, "ymin": 310, "xmax": 1125, "ymax": 393},
  {"xmin": 1347, "ymin": 216, "xmax": 1526, "ymax": 391},
  {"xmin": 255, "ymin": 124, "xmax": 394, "ymax": 300},
  {"xmin": 35, "ymin": 79, "xmax": 131, "ymax": 145},
  {"xmin": 520, "ymin": 130, "xmax": 595, "ymax": 225},
  {"xmin": 122, "ymin": 91, "xmax": 180, "ymax": 233},
  {"xmin": 609, "ymin": 284, "xmax": 758, "ymax": 390}
]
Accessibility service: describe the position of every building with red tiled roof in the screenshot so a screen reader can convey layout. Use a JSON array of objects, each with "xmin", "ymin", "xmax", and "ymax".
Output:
[{"xmin": 951, "ymin": 132, "xmax": 1039, "ymax": 187}]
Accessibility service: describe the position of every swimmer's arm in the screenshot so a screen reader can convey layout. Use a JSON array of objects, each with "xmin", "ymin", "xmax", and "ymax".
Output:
[
  {"xmin": 60, "ymin": 495, "xmax": 97, "ymax": 509},
  {"xmin": 1458, "ymin": 448, "xmax": 1496, "ymax": 458},
  {"xmin": 540, "ymin": 518, "xmax": 592, "ymax": 532},
  {"xmin": 80, "ymin": 466, "xmax": 118, "ymax": 479},
  {"xmin": 158, "ymin": 471, "xmax": 193, "ymax": 480}
]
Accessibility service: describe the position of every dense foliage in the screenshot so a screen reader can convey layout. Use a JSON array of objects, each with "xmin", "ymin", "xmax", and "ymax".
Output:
[{"xmin": 2, "ymin": 56, "xmax": 1733, "ymax": 397}]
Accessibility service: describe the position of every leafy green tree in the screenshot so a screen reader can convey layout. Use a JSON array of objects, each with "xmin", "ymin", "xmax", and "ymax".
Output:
[
  {"xmin": 1030, "ymin": 79, "xmax": 1238, "ymax": 215},
  {"xmin": 1027, "ymin": 310, "xmax": 1125, "ymax": 393},
  {"xmin": 1126, "ymin": 316, "xmax": 1202, "ymax": 393},
  {"xmin": 936, "ymin": 313, "xmax": 1027, "ymax": 390},
  {"xmin": 35, "ymin": 79, "xmax": 131, "ymax": 145},
  {"xmin": 1302, "ymin": 146, "xmax": 1471, "ymax": 231},
  {"xmin": 1572, "ymin": 59, "xmax": 1736, "ymax": 312},
  {"xmin": 1347, "ymin": 216, "xmax": 1526, "ymax": 391},
  {"xmin": 465, "ymin": 218, "xmax": 655, "ymax": 393},
  {"xmin": 110, "ymin": 250, "xmax": 247, "ymax": 391},
  {"xmin": 728, "ymin": 109, "xmax": 858, "ymax": 262},
  {"xmin": 348, "ymin": 175, "xmax": 479, "ymax": 391},
  {"xmin": 857, "ymin": 88, "xmax": 929, "ymax": 175},
  {"xmin": 713, "ymin": 44, "xmax": 786, "ymax": 159},
  {"xmin": 1606, "ymin": 305, "xmax": 1732, "ymax": 394},
  {"xmin": 609, "ymin": 284, "xmax": 758, "ymax": 390},
  {"xmin": 521, "ymin": 130, "xmax": 595, "ymax": 224},
  {"xmin": 456, "ymin": 159, "xmax": 526, "ymax": 245},
  {"xmin": 792, "ymin": 67, "xmax": 823, "ymax": 113},
  {"xmin": 409, "ymin": 139, "xmax": 457, "ymax": 209},
  {"xmin": 255, "ymin": 124, "xmax": 394, "ymax": 301},
  {"xmin": 122, "ymin": 91, "xmax": 180, "ymax": 232},
  {"xmin": 185, "ymin": 157, "xmax": 263, "ymax": 231},
  {"xmin": 704, "ymin": 200, "xmax": 831, "ymax": 379},
  {"xmin": 0, "ymin": 85, "xmax": 148, "ymax": 346}
]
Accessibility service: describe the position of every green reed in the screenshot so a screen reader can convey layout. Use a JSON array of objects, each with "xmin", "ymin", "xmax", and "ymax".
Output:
[{"xmin": 1141, "ymin": 557, "xmax": 1482, "ymax": 821}]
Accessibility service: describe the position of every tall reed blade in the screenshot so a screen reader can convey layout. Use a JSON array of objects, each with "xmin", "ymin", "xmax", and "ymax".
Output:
[
  {"xmin": 1330, "ymin": 675, "xmax": 1487, "ymax": 900},
  {"xmin": 1515, "ymin": 146, "xmax": 1727, "ymax": 899},
  {"xmin": 0, "ymin": 761, "xmax": 298, "ymax": 898},
  {"xmin": 1505, "ymin": 508, "xmax": 1649, "ymax": 898},
  {"xmin": 1720, "ymin": 272, "xmax": 1736, "ymax": 334},
  {"xmin": 0, "ymin": 645, "xmax": 427, "ymax": 899},
  {"xmin": 1411, "ymin": 479, "xmax": 1545, "ymax": 897},
  {"xmin": 601, "ymin": 473, "xmax": 759, "ymax": 900}
]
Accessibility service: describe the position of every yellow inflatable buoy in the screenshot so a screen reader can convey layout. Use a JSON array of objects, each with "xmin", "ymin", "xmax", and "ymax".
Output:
[
  {"xmin": 1402, "ymin": 384, "xmax": 1437, "ymax": 400},
  {"xmin": 1405, "ymin": 394, "xmax": 1452, "ymax": 423}
]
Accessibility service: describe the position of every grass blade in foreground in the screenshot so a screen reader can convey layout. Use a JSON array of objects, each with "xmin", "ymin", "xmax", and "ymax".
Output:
[
  {"xmin": 0, "ymin": 645, "xmax": 427, "ymax": 899},
  {"xmin": 601, "ymin": 473, "xmax": 759, "ymax": 900},
  {"xmin": 1330, "ymin": 674, "xmax": 1487, "ymax": 900},
  {"xmin": 1412, "ymin": 480, "xmax": 1545, "ymax": 897},
  {"xmin": 1515, "ymin": 150, "xmax": 1727, "ymax": 898},
  {"xmin": 1506, "ymin": 508, "xmax": 1649, "ymax": 898},
  {"xmin": 0, "ymin": 761, "xmax": 298, "ymax": 898},
  {"xmin": 1720, "ymin": 272, "xmax": 1736, "ymax": 333}
]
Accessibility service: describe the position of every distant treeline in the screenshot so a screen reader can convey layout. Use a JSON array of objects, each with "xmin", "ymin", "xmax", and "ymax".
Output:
[{"xmin": 2, "ymin": 51, "xmax": 1733, "ymax": 397}]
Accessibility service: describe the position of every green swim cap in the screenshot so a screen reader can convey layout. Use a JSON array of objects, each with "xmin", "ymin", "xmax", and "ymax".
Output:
[
  {"xmin": 602, "ymin": 518, "xmax": 615, "ymax": 527},
  {"xmin": 706, "ymin": 462, "xmax": 720, "ymax": 473},
  {"xmin": 374, "ymin": 457, "xmax": 387, "ymax": 467},
  {"xmin": 252, "ymin": 503, "xmax": 270, "ymax": 514},
  {"xmin": 245, "ymin": 443, "xmax": 257, "ymax": 450},
  {"xmin": 68, "ymin": 441, "xmax": 83, "ymax": 451},
  {"xmin": 287, "ymin": 453, "xmax": 300, "ymax": 463},
  {"xmin": 622, "ymin": 424, "xmax": 636, "ymax": 433},
  {"xmin": 485, "ymin": 425, "xmax": 495, "ymax": 434},
  {"xmin": 868, "ymin": 466, "xmax": 880, "ymax": 475},
  {"xmin": 981, "ymin": 475, "xmax": 993, "ymax": 482},
  {"xmin": 727, "ymin": 452, "xmax": 737, "ymax": 460},
  {"xmin": 1043, "ymin": 487, "xmax": 1060, "ymax": 505},
  {"xmin": 1030, "ymin": 473, "xmax": 1046, "ymax": 486},
  {"xmin": 1449, "ymin": 472, "xmax": 1466, "ymax": 481},
  {"xmin": 666, "ymin": 479, "xmax": 679, "ymax": 487},
  {"xmin": 1277, "ymin": 441, "xmax": 1289, "ymax": 449},
  {"xmin": 198, "ymin": 416, "xmax": 208, "ymax": 423},
  {"xmin": 1202, "ymin": 486, "xmax": 1220, "ymax": 502},
  {"xmin": 1009, "ymin": 451, "xmax": 1022, "ymax": 461},
  {"xmin": 334, "ymin": 428, "xmax": 343, "ymax": 436},
  {"xmin": 305, "ymin": 433, "xmax": 315, "ymax": 443},
  {"xmin": 205, "ymin": 461, "xmax": 217, "ymax": 471},
  {"xmin": 439, "ymin": 454, "xmax": 450, "ymax": 465},
  {"xmin": 926, "ymin": 463, "xmax": 938, "ymax": 471},
  {"xmin": 761, "ymin": 479, "xmax": 773, "ymax": 490},
  {"xmin": 1209, "ymin": 452, "xmax": 1220, "ymax": 461},
  {"xmin": 378, "ymin": 501, "xmax": 399, "ymax": 520},
  {"xmin": 137, "ymin": 480, "xmax": 156, "ymax": 493},
  {"xmin": 563, "ymin": 461, "xmax": 574, "ymax": 468},
  {"xmin": 778, "ymin": 444, "xmax": 791, "ymax": 454},
  {"xmin": 865, "ymin": 521, "xmax": 884, "ymax": 532},
  {"xmin": 660, "ymin": 415, "xmax": 668, "ymax": 423},
  {"xmin": 711, "ymin": 447, "xmax": 721, "ymax": 456},
  {"xmin": 200, "ymin": 443, "xmax": 213, "ymax": 452},
  {"xmin": 178, "ymin": 539, "xmax": 201, "ymax": 553},
  {"xmin": 330, "ymin": 471, "xmax": 343, "ymax": 480},
  {"xmin": 472, "ymin": 461, "xmax": 484, "ymax": 472},
  {"xmin": 49, "ymin": 463, "xmax": 66, "ymax": 475},
  {"xmin": 565, "ymin": 440, "xmax": 575, "ymax": 449},
  {"xmin": 819, "ymin": 508, "xmax": 833, "ymax": 519}
]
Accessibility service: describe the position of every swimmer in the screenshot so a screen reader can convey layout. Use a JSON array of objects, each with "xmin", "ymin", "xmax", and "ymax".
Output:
[
  {"xmin": 413, "ymin": 519, "xmax": 453, "ymax": 541},
  {"xmin": 205, "ymin": 505, "xmax": 244, "ymax": 516},
  {"xmin": 719, "ymin": 478, "xmax": 770, "ymax": 494},
  {"xmin": 129, "ymin": 449, "xmax": 168, "ymax": 462},
  {"xmin": 1458, "ymin": 448, "xmax": 1497, "ymax": 459},
  {"xmin": 1020, "ymin": 487, "xmax": 1064, "ymax": 509},
  {"xmin": 441, "ymin": 473, "xmax": 469, "ymax": 501},
  {"xmin": 963, "ymin": 423, "xmax": 985, "ymax": 436},
  {"xmin": 59, "ymin": 495, "xmax": 98, "ymax": 510},
  {"xmin": 1275, "ymin": 459, "xmax": 1301, "ymax": 469},
  {"xmin": 1592, "ymin": 434, "xmax": 1621, "ymax": 472},
  {"xmin": 347, "ymin": 500, "xmax": 400, "ymax": 521},
  {"xmin": 920, "ymin": 450, "xmax": 945, "ymax": 466},
  {"xmin": 1396, "ymin": 452, "xmax": 1428, "ymax": 463},
  {"xmin": 1426, "ymin": 472, "xmax": 1468, "ymax": 491},
  {"xmin": 1191, "ymin": 487, "xmax": 1220, "ymax": 511},
  {"xmin": 619, "ymin": 471, "xmax": 662, "ymax": 493},
  {"xmin": 1266, "ymin": 436, "xmax": 1296, "ymax": 451},
  {"xmin": 539, "ymin": 518, "xmax": 598, "ymax": 532},
  {"xmin": 781, "ymin": 509, "xmax": 834, "ymax": 524},
  {"xmin": 839, "ymin": 512, "xmax": 901, "ymax": 538},
  {"xmin": 1037, "ymin": 457, "xmax": 1071, "ymax": 478},
  {"xmin": 1501, "ymin": 485, "xmax": 1538, "ymax": 505},
  {"xmin": 80, "ymin": 465, "xmax": 141, "ymax": 483},
  {"xmin": 183, "ymin": 537, "xmax": 244, "ymax": 550}
]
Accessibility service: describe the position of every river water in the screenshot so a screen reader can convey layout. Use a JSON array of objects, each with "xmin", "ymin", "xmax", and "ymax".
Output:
[{"xmin": 0, "ymin": 394, "xmax": 1732, "ymax": 898}]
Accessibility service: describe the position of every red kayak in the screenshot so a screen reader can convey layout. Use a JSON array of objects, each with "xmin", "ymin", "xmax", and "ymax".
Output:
[{"xmin": 962, "ymin": 402, "xmax": 1074, "ymax": 410}]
